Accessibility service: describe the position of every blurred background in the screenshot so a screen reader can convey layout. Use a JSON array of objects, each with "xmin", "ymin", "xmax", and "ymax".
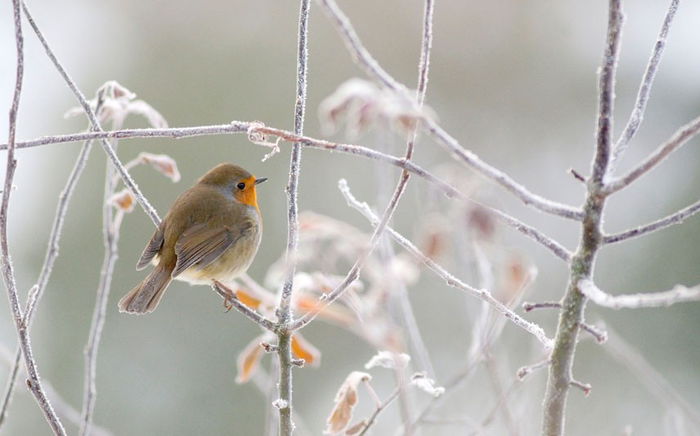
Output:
[{"xmin": 1, "ymin": 0, "xmax": 700, "ymax": 435}]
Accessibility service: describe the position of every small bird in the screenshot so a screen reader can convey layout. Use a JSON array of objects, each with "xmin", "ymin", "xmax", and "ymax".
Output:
[{"xmin": 118, "ymin": 163, "xmax": 266, "ymax": 314}]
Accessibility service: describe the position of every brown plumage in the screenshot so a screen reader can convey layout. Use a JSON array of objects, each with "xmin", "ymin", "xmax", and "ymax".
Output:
[{"xmin": 118, "ymin": 163, "xmax": 266, "ymax": 314}]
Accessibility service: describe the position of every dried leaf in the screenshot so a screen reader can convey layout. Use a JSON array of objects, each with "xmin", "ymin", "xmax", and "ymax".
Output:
[
  {"xmin": 107, "ymin": 189, "xmax": 135, "ymax": 212},
  {"xmin": 138, "ymin": 152, "xmax": 181, "ymax": 182},
  {"xmin": 235, "ymin": 334, "xmax": 269, "ymax": 384},
  {"xmin": 235, "ymin": 289, "xmax": 262, "ymax": 310},
  {"xmin": 324, "ymin": 371, "xmax": 371, "ymax": 435},
  {"xmin": 364, "ymin": 351, "xmax": 410, "ymax": 370},
  {"xmin": 344, "ymin": 420, "xmax": 367, "ymax": 435},
  {"xmin": 291, "ymin": 333, "xmax": 321, "ymax": 368},
  {"xmin": 411, "ymin": 373, "xmax": 444, "ymax": 397}
]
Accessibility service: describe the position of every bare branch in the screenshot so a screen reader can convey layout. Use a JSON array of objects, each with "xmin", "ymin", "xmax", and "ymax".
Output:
[
  {"xmin": 80, "ymin": 111, "xmax": 127, "ymax": 435},
  {"xmin": 1, "ymin": 123, "xmax": 569, "ymax": 262},
  {"xmin": 1, "ymin": 123, "xmax": 249, "ymax": 150},
  {"xmin": 610, "ymin": 0, "xmax": 680, "ymax": 172},
  {"xmin": 603, "ymin": 197, "xmax": 700, "ymax": 244},
  {"xmin": 579, "ymin": 322, "xmax": 608, "ymax": 344},
  {"xmin": 212, "ymin": 281, "xmax": 276, "ymax": 331},
  {"xmin": 594, "ymin": 0, "xmax": 624, "ymax": 184},
  {"xmin": 604, "ymin": 114, "xmax": 700, "ymax": 195},
  {"xmin": 570, "ymin": 379, "xmax": 592, "ymax": 396},
  {"xmin": 316, "ymin": 0, "xmax": 583, "ymax": 221},
  {"xmin": 0, "ymin": 1, "xmax": 66, "ymax": 433},
  {"xmin": 579, "ymin": 279, "xmax": 700, "ymax": 309},
  {"xmin": 522, "ymin": 301, "xmax": 561, "ymax": 312},
  {"xmin": 276, "ymin": 2, "xmax": 311, "ymax": 435},
  {"xmin": 543, "ymin": 2, "xmax": 623, "ymax": 434},
  {"xmin": 80, "ymin": 170, "xmax": 120, "ymax": 436},
  {"xmin": 517, "ymin": 359, "xmax": 551, "ymax": 381},
  {"xmin": 21, "ymin": 2, "xmax": 161, "ymax": 227},
  {"xmin": 338, "ymin": 180, "xmax": 553, "ymax": 349},
  {"xmin": 1, "ymin": 89, "xmax": 107, "ymax": 428}
]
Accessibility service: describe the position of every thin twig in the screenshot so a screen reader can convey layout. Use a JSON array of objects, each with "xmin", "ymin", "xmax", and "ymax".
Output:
[
  {"xmin": 579, "ymin": 279, "xmax": 700, "ymax": 309},
  {"xmin": 276, "ymin": 2, "xmax": 311, "ymax": 435},
  {"xmin": 338, "ymin": 180, "xmax": 553, "ymax": 348},
  {"xmin": 578, "ymin": 322, "xmax": 608, "ymax": 343},
  {"xmin": 2, "ymin": 123, "xmax": 249, "ymax": 150},
  {"xmin": 1, "ymin": 89, "xmax": 104, "ymax": 429},
  {"xmin": 316, "ymin": 0, "xmax": 583, "ymax": 221},
  {"xmin": 357, "ymin": 385, "xmax": 403, "ymax": 436},
  {"xmin": 21, "ymin": 2, "xmax": 161, "ymax": 226},
  {"xmin": 212, "ymin": 281, "xmax": 276, "ymax": 331},
  {"xmin": 609, "ymin": 0, "xmax": 680, "ymax": 173},
  {"xmin": 603, "ymin": 196, "xmax": 700, "ymax": 244},
  {"xmin": 594, "ymin": 0, "xmax": 624, "ymax": 184},
  {"xmin": 522, "ymin": 301, "xmax": 561, "ymax": 312},
  {"xmin": 517, "ymin": 359, "xmax": 552, "ymax": 381},
  {"xmin": 79, "ymin": 114, "xmax": 123, "ymax": 436},
  {"xmin": 604, "ymin": 114, "xmax": 700, "ymax": 195},
  {"xmin": 0, "ymin": 1, "xmax": 66, "ymax": 434},
  {"xmin": 570, "ymin": 379, "xmax": 592, "ymax": 396},
  {"xmin": 542, "ymin": 2, "xmax": 623, "ymax": 434},
  {"xmin": 379, "ymin": 0, "xmax": 437, "ymax": 386},
  {"xmin": 3, "ymin": 123, "xmax": 574, "ymax": 261}
]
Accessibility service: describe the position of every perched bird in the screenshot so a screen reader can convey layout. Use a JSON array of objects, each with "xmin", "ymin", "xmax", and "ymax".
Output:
[{"xmin": 119, "ymin": 163, "xmax": 266, "ymax": 314}]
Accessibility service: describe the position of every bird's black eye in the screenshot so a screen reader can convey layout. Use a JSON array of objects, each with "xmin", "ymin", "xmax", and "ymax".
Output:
[{"xmin": 236, "ymin": 182, "xmax": 246, "ymax": 190}]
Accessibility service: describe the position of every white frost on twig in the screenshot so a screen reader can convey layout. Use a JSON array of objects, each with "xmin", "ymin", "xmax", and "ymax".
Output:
[{"xmin": 579, "ymin": 279, "xmax": 700, "ymax": 309}]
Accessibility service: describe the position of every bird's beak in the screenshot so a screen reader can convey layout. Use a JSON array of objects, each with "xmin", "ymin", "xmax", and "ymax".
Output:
[{"xmin": 254, "ymin": 177, "xmax": 268, "ymax": 185}]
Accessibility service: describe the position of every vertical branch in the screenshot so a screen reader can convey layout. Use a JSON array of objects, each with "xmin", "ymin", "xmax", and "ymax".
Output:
[
  {"xmin": 1, "ymin": 1, "xmax": 66, "ymax": 434},
  {"xmin": 0, "ymin": 92, "xmax": 102, "ymax": 430},
  {"xmin": 609, "ymin": 0, "xmax": 680, "ymax": 173},
  {"xmin": 542, "ymin": 1, "xmax": 623, "ymax": 435},
  {"xmin": 277, "ymin": 1, "xmax": 310, "ymax": 435},
  {"xmin": 79, "ymin": 119, "xmax": 123, "ymax": 435}
]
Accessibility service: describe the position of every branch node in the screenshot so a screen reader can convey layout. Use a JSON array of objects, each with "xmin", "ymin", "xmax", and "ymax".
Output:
[
  {"xmin": 517, "ymin": 359, "xmax": 551, "ymax": 380},
  {"xmin": 522, "ymin": 301, "xmax": 562, "ymax": 312},
  {"xmin": 571, "ymin": 379, "xmax": 592, "ymax": 396},
  {"xmin": 568, "ymin": 168, "xmax": 587, "ymax": 183},
  {"xmin": 579, "ymin": 322, "xmax": 608, "ymax": 344},
  {"xmin": 261, "ymin": 342, "xmax": 278, "ymax": 353}
]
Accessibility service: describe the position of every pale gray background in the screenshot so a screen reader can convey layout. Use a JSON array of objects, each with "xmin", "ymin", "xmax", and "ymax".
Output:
[{"xmin": 1, "ymin": 1, "xmax": 699, "ymax": 435}]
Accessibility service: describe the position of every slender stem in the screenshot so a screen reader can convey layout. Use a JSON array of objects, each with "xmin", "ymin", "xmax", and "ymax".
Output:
[
  {"xmin": 277, "ymin": 2, "xmax": 310, "ymax": 435},
  {"xmin": 317, "ymin": 0, "xmax": 583, "ymax": 221},
  {"xmin": 579, "ymin": 279, "xmax": 700, "ymax": 309},
  {"xmin": 79, "ymin": 118, "xmax": 122, "ymax": 435},
  {"xmin": 604, "ymin": 114, "xmax": 700, "ymax": 195},
  {"xmin": 0, "ymin": 349, "xmax": 20, "ymax": 430},
  {"xmin": 603, "ymin": 196, "xmax": 700, "ymax": 244},
  {"xmin": 338, "ymin": 180, "xmax": 553, "ymax": 348},
  {"xmin": 211, "ymin": 281, "xmax": 276, "ymax": 331},
  {"xmin": 357, "ymin": 386, "xmax": 403, "ymax": 436},
  {"xmin": 22, "ymin": 2, "xmax": 161, "ymax": 226},
  {"xmin": 609, "ymin": 0, "xmax": 680, "ymax": 173},
  {"xmin": 0, "ymin": 1, "xmax": 66, "ymax": 434},
  {"xmin": 0, "ymin": 85, "xmax": 103, "ymax": 428},
  {"xmin": 542, "ymin": 1, "xmax": 622, "ymax": 434}
]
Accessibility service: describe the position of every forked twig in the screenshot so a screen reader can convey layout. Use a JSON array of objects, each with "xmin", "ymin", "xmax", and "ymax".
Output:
[
  {"xmin": 609, "ymin": 0, "xmax": 680, "ymax": 172},
  {"xmin": 316, "ymin": 0, "xmax": 583, "ymax": 221},
  {"xmin": 338, "ymin": 180, "xmax": 553, "ymax": 349}
]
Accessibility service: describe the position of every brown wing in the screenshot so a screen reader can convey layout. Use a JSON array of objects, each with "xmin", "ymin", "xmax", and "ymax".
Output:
[
  {"xmin": 171, "ymin": 223, "xmax": 239, "ymax": 278},
  {"xmin": 136, "ymin": 226, "xmax": 165, "ymax": 271}
]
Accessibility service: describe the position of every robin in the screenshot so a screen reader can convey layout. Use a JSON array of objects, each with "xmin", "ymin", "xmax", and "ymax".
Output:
[{"xmin": 118, "ymin": 163, "xmax": 266, "ymax": 314}]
